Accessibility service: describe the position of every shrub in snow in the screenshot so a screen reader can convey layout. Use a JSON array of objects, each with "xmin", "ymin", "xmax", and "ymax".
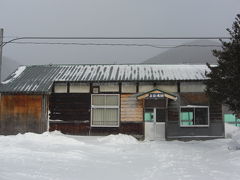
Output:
[{"xmin": 98, "ymin": 134, "xmax": 138, "ymax": 145}]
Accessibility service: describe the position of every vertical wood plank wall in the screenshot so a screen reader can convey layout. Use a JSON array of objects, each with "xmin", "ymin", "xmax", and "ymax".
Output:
[{"xmin": 0, "ymin": 95, "xmax": 47, "ymax": 135}]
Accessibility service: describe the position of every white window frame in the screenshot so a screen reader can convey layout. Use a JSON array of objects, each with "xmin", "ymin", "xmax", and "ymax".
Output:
[
  {"xmin": 180, "ymin": 106, "xmax": 209, "ymax": 127},
  {"xmin": 91, "ymin": 94, "xmax": 120, "ymax": 127}
]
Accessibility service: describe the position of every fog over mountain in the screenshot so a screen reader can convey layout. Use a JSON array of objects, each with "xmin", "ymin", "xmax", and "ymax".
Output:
[
  {"xmin": 1, "ymin": 0, "xmax": 239, "ymax": 65},
  {"xmin": 143, "ymin": 40, "xmax": 221, "ymax": 64},
  {"xmin": 1, "ymin": 56, "xmax": 20, "ymax": 81}
]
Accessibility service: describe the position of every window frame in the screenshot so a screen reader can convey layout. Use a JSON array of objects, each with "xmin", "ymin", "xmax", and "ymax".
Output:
[
  {"xmin": 91, "ymin": 94, "xmax": 120, "ymax": 127},
  {"xmin": 180, "ymin": 106, "xmax": 209, "ymax": 127}
]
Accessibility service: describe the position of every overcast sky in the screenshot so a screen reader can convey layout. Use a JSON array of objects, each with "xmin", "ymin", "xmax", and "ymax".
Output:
[{"xmin": 1, "ymin": 0, "xmax": 240, "ymax": 65}]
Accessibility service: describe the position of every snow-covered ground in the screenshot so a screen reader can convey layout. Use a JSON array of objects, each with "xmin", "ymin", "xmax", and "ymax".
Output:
[{"xmin": 1, "ymin": 126, "xmax": 240, "ymax": 180}]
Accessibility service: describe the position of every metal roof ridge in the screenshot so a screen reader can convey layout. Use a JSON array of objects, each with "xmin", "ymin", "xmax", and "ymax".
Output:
[{"xmin": 21, "ymin": 63, "xmax": 210, "ymax": 67}]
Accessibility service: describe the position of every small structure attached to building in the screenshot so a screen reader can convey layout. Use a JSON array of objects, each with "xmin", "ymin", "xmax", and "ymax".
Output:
[{"xmin": 0, "ymin": 64, "xmax": 224, "ymax": 140}]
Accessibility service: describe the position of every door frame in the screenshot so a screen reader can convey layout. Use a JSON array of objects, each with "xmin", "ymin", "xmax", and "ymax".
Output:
[{"xmin": 144, "ymin": 107, "xmax": 166, "ymax": 140}]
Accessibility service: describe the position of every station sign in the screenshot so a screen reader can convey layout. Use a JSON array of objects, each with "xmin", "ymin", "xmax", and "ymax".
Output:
[{"xmin": 148, "ymin": 93, "xmax": 164, "ymax": 99}]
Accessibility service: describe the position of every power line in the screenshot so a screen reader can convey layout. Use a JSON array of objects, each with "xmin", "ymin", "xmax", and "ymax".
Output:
[
  {"xmin": 4, "ymin": 41, "xmax": 222, "ymax": 49},
  {"xmin": 2, "ymin": 36, "xmax": 231, "ymax": 40},
  {"xmin": 1, "ymin": 36, "xmax": 230, "ymax": 48}
]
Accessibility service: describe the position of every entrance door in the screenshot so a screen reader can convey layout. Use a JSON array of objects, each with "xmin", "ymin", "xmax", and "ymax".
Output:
[{"xmin": 144, "ymin": 108, "xmax": 166, "ymax": 140}]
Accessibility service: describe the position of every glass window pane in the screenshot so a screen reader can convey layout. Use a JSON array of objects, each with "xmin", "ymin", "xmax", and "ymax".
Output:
[
  {"xmin": 180, "ymin": 108, "xmax": 194, "ymax": 126},
  {"xmin": 92, "ymin": 95, "xmax": 105, "ymax": 106},
  {"xmin": 144, "ymin": 109, "xmax": 154, "ymax": 122},
  {"xmin": 106, "ymin": 95, "xmax": 118, "ymax": 106},
  {"xmin": 195, "ymin": 108, "xmax": 208, "ymax": 125},
  {"xmin": 92, "ymin": 108, "xmax": 105, "ymax": 126},
  {"xmin": 92, "ymin": 108, "xmax": 118, "ymax": 126},
  {"xmin": 104, "ymin": 109, "xmax": 118, "ymax": 126},
  {"xmin": 91, "ymin": 95, "xmax": 119, "ymax": 127},
  {"xmin": 156, "ymin": 109, "xmax": 166, "ymax": 122}
]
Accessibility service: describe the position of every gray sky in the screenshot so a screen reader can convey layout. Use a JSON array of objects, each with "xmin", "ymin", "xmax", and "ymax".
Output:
[{"xmin": 1, "ymin": 0, "xmax": 240, "ymax": 65}]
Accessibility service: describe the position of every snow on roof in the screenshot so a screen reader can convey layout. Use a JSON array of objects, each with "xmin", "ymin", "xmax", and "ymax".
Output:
[
  {"xmin": 0, "ymin": 64, "xmax": 210, "ymax": 93},
  {"xmin": 1, "ymin": 66, "xmax": 26, "ymax": 84}
]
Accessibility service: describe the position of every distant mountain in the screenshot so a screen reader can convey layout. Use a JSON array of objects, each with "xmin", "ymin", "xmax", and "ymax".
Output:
[
  {"xmin": 143, "ymin": 40, "xmax": 221, "ymax": 64},
  {"xmin": 1, "ymin": 56, "xmax": 21, "ymax": 81}
]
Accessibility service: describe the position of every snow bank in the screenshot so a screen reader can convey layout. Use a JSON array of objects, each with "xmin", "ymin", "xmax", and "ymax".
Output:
[
  {"xmin": 228, "ymin": 129, "xmax": 240, "ymax": 150},
  {"xmin": 2, "ymin": 66, "xmax": 26, "ymax": 84},
  {"xmin": 225, "ymin": 123, "xmax": 240, "ymax": 150},
  {"xmin": 0, "ymin": 131, "xmax": 84, "ymax": 147},
  {"xmin": 225, "ymin": 123, "xmax": 239, "ymax": 138},
  {"xmin": 98, "ymin": 134, "xmax": 138, "ymax": 145}
]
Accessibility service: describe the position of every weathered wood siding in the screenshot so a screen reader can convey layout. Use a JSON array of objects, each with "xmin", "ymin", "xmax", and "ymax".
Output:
[
  {"xmin": 209, "ymin": 103, "xmax": 223, "ymax": 123},
  {"xmin": 168, "ymin": 98, "xmax": 180, "ymax": 122},
  {"xmin": 50, "ymin": 121, "xmax": 144, "ymax": 139},
  {"xmin": 49, "ymin": 93, "xmax": 91, "ymax": 121},
  {"xmin": 0, "ymin": 95, "xmax": 47, "ymax": 135},
  {"xmin": 180, "ymin": 93, "xmax": 209, "ymax": 106},
  {"xmin": 49, "ymin": 93, "xmax": 144, "ymax": 138},
  {"xmin": 120, "ymin": 94, "xmax": 143, "ymax": 122},
  {"xmin": 145, "ymin": 99, "xmax": 166, "ymax": 108}
]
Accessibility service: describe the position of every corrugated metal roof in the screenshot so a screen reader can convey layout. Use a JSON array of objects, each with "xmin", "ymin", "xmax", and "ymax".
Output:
[{"xmin": 0, "ymin": 64, "xmax": 210, "ymax": 94}]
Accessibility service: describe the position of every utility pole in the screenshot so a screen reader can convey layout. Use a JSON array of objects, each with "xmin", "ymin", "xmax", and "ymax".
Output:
[{"xmin": 0, "ymin": 28, "xmax": 3, "ymax": 81}]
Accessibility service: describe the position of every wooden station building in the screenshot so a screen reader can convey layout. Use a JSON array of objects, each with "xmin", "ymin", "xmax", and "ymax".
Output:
[{"xmin": 0, "ymin": 64, "xmax": 224, "ymax": 140}]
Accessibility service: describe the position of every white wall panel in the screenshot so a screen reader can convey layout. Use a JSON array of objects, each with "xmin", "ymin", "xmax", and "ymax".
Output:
[
  {"xmin": 121, "ymin": 82, "xmax": 136, "ymax": 93},
  {"xmin": 54, "ymin": 83, "xmax": 67, "ymax": 93},
  {"xmin": 180, "ymin": 82, "xmax": 206, "ymax": 92},
  {"xmin": 155, "ymin": 84, "xmax": 177, "ymax": 93},
  {"xmin": 139, "ymin": 83, "xmax": 154, "ymax": 93},
  {"xmin": 70, "ymin": 83, "xmax": 90, "ymax": 93},
  {"xmin": 100, "ymin": 83, "xmax": 119, "ymax": 92}
]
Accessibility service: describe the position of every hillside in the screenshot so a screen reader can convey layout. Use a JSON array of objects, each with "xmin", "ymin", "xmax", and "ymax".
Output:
[
  {"xmin": 1, "ymin": 56, "xmax": 21, "ymax": 81},
  {"xmin": 143, "ymin": 40, "xmax": 221, "ymax": 64}
]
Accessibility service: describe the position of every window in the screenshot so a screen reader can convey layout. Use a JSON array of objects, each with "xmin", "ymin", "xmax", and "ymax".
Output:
[
  {"xmin": 92, "ymin": 86, "xmax": 99, "ymax": 94},
  {"xmin": 144, "ymin": 108, "xmax": 166, "ymax": 122},
  {"xmin": 180, "ymin": 106, "xmax": 209, "ymax": 127},
  {"xmin": 91, "ymin": 94, "xmax": 119, "ymax": 127},
  {"xmin": 156, "ymin": 109, "xmax": 166, "ymax": 122},
  {"xmin": 144, "ymin": 109, "xmax": 154, "ymax": 122}
]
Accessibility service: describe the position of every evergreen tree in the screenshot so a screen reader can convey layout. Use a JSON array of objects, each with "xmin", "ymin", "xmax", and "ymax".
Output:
[{"xmin": 205, "ymin": 14, "xmax": 240, "ymax": 117}]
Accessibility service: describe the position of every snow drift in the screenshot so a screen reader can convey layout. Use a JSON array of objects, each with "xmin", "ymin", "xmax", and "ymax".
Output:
[
  {"xmin": 225, "ymin": 123, "xmax": 239, "ymax": 138},
  {"xmin": 98, "ymin": 134, "xmax": 138, "ymax": 145},
  {"xmin": 227, "ymin": 127, "xmax": 240, "ymax": 150}
]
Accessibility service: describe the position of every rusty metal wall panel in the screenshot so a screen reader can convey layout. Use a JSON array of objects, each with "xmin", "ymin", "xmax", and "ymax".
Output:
[{"xmin": 0, "ymin": 95, "xmax": 47, "ymax": 135}]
